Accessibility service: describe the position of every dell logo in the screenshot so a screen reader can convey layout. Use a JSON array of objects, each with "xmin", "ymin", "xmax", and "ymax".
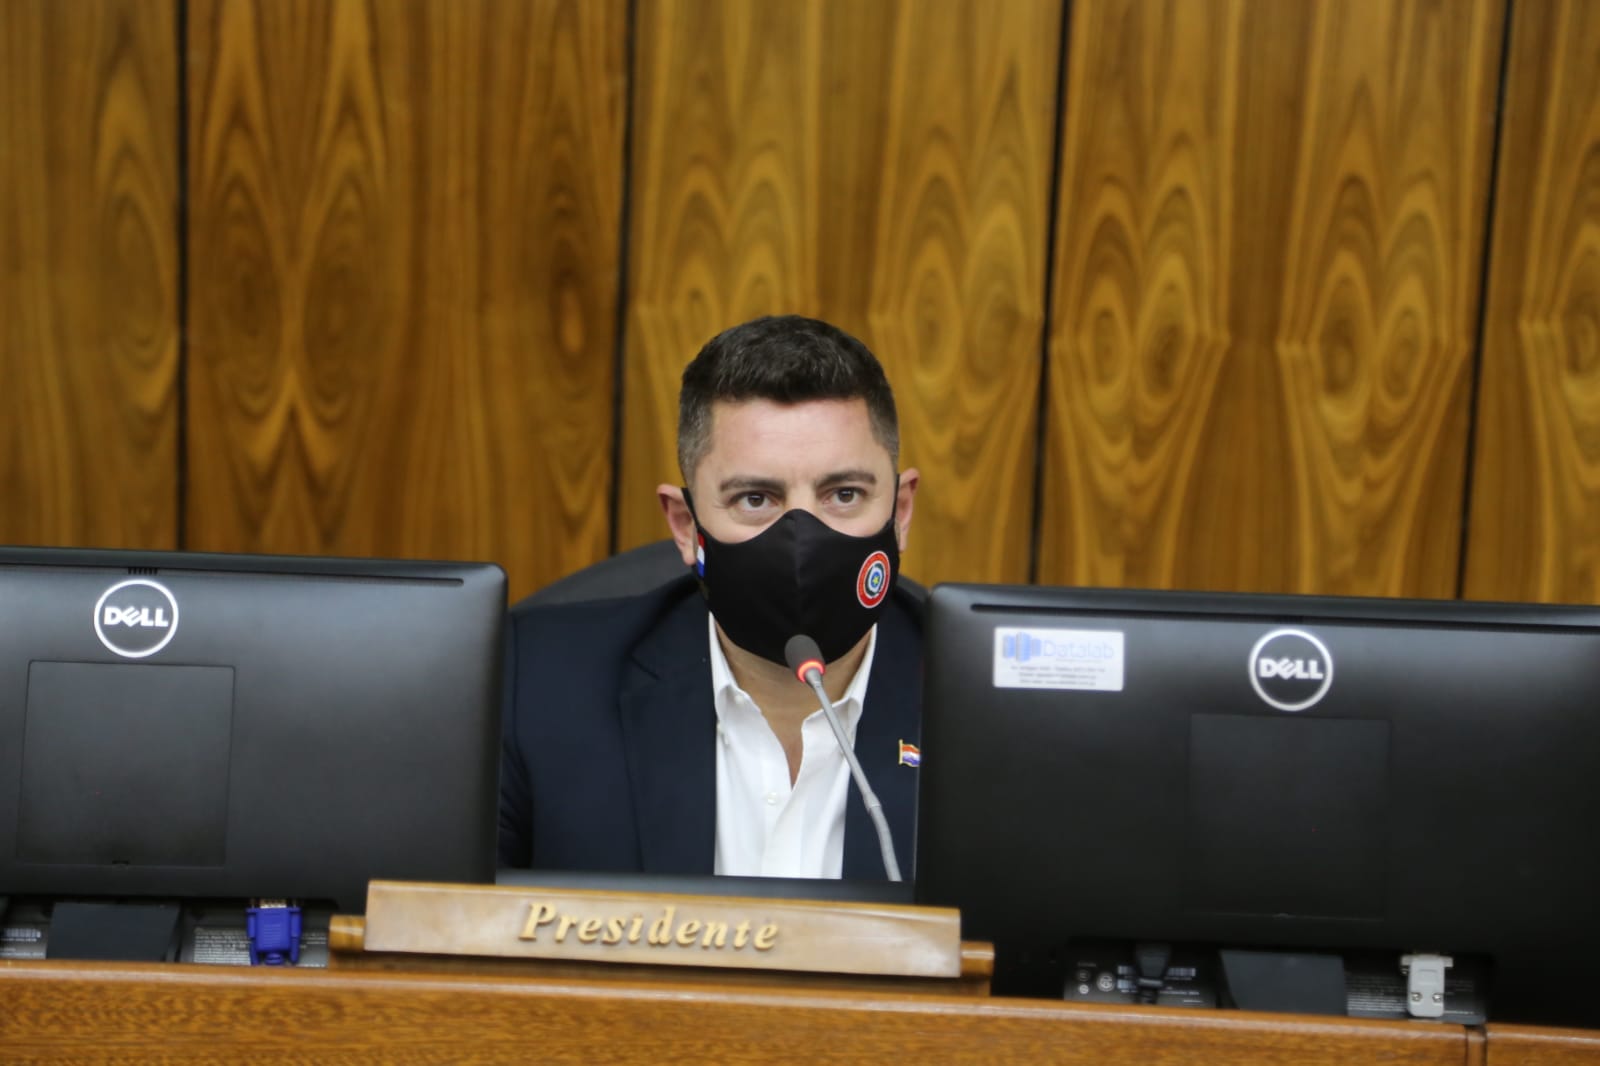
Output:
[
  {"xmin": 94, "ymin": 579, "xmax": 180, "ymax": 659},
  {"xmin": 1257, "ymin": 657, "xmax": 1325, "ymax": 681},
  {"xmin": 1248, "ymin": 629, "xmax": 1333, "ymax": 712},
  {"xmin": 102, "ymin": 606, "xmax": 170, "ymax": 629}
]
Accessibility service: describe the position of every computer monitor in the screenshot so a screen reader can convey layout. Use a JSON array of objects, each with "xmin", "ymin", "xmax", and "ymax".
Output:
[
  {"xmin": 0, "ymin": 547, "xmax": 505, "ymax": 915},
  {"xmin": 914, "ymin": 583, "xmax": 1600, "ymax": 1027}
]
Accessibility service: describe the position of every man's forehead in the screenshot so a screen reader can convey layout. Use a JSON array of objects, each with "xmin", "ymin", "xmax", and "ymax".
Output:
[
  {"xmin": 705, "ymin": 397, "xmax": 874, "ymax": 444},
  {"xmin": 696, "ymin": 397, "xmax": 893, "ymax": 483}
]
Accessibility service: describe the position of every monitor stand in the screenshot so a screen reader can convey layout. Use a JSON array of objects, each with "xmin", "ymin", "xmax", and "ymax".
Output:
[
  {"xmin": 1220, "ymin": 948, "xmax": 1348, "ymax": 1015},
  {"xmin": 46, "ymin": 901, "xmax": 182, "ymax": 962}
]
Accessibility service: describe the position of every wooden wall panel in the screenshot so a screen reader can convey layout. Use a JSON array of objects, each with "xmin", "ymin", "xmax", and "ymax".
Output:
[
  {"xmin": 0, "ymin": 0, "xmax": 178, "ymax": 550},
  {"xmin": 1040, "ymin": 0, "xmax": 1502, "ymax": 596},
  {"xmin": 185, "ymin": 0, "xmax": 626, "ymax": 602},
  {"xmin": 1463, "ymin": 1, "xmax": 1600, "ymax": 604},
  {"xmin": 620, "ymin": 0, "xmax": 1061, "ymax": 585}
]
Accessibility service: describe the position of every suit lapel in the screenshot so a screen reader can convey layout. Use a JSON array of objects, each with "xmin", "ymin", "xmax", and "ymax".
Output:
[
  {"xmin": 843, "ymin": 598, "xmax": 922, "ymax": 881},
  {"xmin": 618, "ymin": 592, "xmax": 717, "ymax": 875}
]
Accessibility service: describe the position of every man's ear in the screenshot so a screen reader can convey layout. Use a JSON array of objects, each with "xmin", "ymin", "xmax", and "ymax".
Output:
[
  {"xmin": 658, "ymin": 484, "xmax": 699, "ymax": 567},
  {"xmin": 894, "ymin": 468, "xmax": 920, "ymax": 552}
]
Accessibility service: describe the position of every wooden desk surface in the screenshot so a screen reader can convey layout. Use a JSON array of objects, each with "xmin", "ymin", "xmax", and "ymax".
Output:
[
  {"xmin": 0, "ymin": 957, "xmax": 1521, "ymax": 1065},
  {"xmin": 1482, "ymin": 1025, "xmax": 1600, "ymax": 1066}
]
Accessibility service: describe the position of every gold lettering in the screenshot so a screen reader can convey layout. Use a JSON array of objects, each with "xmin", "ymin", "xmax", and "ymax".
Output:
[
  {"xmin": 519, "ymin": 903, "xmax": 557, "ymax": 941},
  {"xmin": 647, "ymin": 906, "xmax": 676, "ymax": 946},
  {"xmin": 522, "ymin": 902, "xmax": 777, "ymax": 952}
]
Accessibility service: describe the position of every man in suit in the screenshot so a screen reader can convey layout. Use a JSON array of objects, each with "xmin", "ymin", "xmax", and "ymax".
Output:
[{"xmin": 498, "ymin": 315, "xmax": 921, "ymax": 880}]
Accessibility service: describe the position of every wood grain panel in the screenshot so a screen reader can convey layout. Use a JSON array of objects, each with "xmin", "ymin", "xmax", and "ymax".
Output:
[
  {"xmin": 0, "ymin": 0, "xmax": 178, "ymax": 549},
  {"xmin": 621, "ymin": 0, "xmax": 1060, "ymax": 585},
  {"xmin": 1463, "ymin": 0, "xmax": 1600, "ymax": 604},
  {"xmin": 185, "ymin": 0, "xmax": 625, "ymax": 602},
  {"xmin": 0, "ymin": 960, "xmax": 1475, "ymax": 1065},
  {"xmin": 1040, "ymin": 0, "xmax": 1502, "ymax": 596},
  {"xmin": 1483, "ymin": 1024, "xmax": 1600, "ymax": 1066}
]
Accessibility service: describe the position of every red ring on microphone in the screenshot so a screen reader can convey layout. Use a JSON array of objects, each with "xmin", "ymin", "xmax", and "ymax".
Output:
[{"xmin": 793, "ymin": 658, "xmax": 825, "ymax": 683}]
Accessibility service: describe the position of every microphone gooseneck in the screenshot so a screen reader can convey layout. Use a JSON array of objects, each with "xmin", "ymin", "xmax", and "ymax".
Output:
[{"xmin": 783, "ymin": 634, "xmax": 902, "ymax": 882}]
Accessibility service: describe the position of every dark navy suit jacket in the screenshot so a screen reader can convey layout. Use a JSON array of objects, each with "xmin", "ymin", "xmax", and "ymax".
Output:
[{"xmin": 497, "ymin": 575, "xmax": 922, "ymax": 880}]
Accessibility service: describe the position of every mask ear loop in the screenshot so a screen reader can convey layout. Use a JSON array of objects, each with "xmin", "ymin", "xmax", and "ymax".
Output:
[
  {"xmin": 678, "ymin": 487, "xmax": 709, "ymax": 588},
  {"xmin": 882, "ymin": 470, "xmax": 902, "ymax": 539}
]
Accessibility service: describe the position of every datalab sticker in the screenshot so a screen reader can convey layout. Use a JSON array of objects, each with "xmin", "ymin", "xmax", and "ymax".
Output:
[{"xmin": 993, "ymin": 627, "xmax": 1125, "ymax": 691}]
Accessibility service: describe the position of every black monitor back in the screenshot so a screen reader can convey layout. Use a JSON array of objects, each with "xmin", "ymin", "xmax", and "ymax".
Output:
[
  {"xmin": 914, "ymin": 583, "xmax": 1600, "ymax": 1025},
  {"xmin": 0, "ymin": 547, "xmax": 505, "ymax": 912}
]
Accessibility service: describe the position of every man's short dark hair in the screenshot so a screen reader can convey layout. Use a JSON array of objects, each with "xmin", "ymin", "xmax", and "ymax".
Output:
[{"xmin": 677, "ymin": 315, "xmax": 899, "ymax": 479}]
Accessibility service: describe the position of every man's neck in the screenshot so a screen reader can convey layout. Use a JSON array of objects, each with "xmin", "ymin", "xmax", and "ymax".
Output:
[{"xmin": 717, "ymin": 625, "xmax": 870, "ymax": 729}]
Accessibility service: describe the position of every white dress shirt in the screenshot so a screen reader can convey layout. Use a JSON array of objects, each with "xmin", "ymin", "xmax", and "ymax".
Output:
[{"xmin": 708, "ymin": 617, "xmax": 876, "ymax": 878}]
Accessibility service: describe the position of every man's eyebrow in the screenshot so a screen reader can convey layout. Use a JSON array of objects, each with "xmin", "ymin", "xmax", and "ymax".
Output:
[
  {"xmin": 815, "ymin": 469, "xmax": 879, "ymax": 490},
  {"xmin": 716, "ymin": 476, "xmax": 787, "ymax": 494},
  {"xmin": 714, "ymin": 470, "xmax": 881, "ymax": 494}
]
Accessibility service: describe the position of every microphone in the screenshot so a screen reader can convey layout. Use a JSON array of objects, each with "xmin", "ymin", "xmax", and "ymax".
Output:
[{"xmin": 783, "ymin": 635, "xmax": 903, "ymax": 882}]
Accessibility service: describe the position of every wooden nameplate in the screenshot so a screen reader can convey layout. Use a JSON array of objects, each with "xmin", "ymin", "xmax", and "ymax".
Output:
[{"xmin": 329, "ymin": 880, "xmax": 992, "ymax": 995}]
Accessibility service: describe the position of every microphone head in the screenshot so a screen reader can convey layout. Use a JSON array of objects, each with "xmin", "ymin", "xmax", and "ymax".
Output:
[{"xmin": 784, "ymin": 635, "xmax": 825, "ymax": 683}]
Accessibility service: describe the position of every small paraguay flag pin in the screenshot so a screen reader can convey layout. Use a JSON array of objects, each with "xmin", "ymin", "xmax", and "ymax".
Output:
[{"xmin": 898, "ymin": 740, "xmax": 921, "ymax": 767}]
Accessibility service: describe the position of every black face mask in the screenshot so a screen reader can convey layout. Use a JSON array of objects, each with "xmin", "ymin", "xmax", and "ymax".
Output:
[{"xmin": 682, "ymin": 489, "xmax": 900, "ymax": 665}]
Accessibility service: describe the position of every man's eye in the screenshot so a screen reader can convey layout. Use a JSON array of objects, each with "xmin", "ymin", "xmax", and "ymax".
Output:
[
  {"xmin": 737, "ymin": 493, "xmax": 770, "ymax": 510},
  {"xmin": 833, "ymin": 488, "xmax": 861, "ymax": 505}
]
